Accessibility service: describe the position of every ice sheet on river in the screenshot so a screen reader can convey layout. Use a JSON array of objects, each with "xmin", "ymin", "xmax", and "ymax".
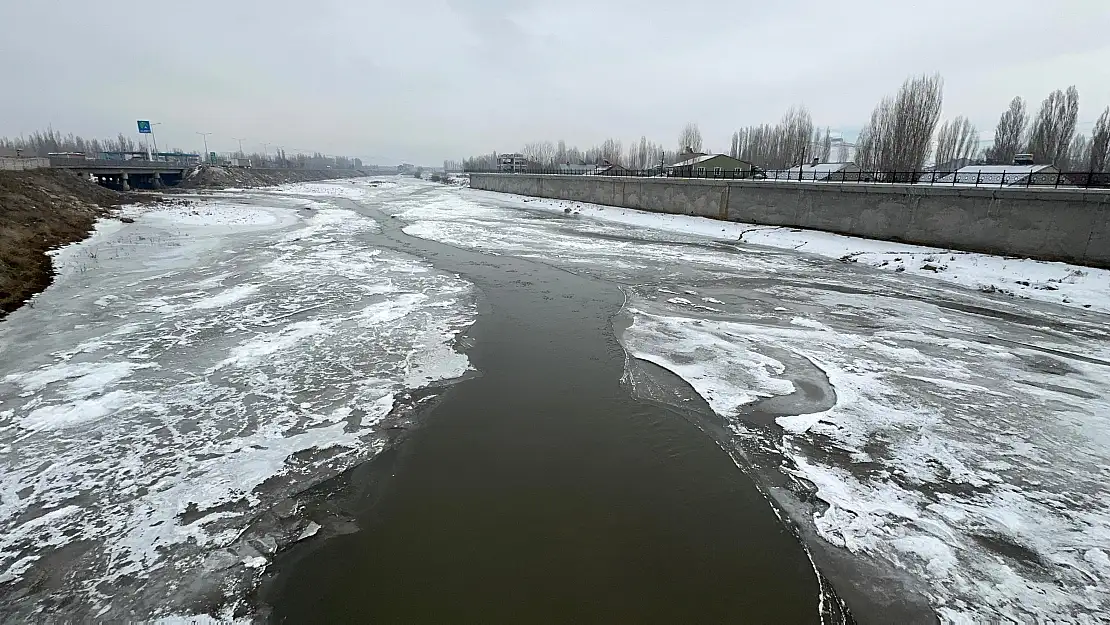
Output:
[
  {"xmin": 0, "ymin": 186, "xmax": 475, "ymax": 619},
  {"xmin": 620, "ymin": 293, "xmax": 1110, "ymax": 623}
]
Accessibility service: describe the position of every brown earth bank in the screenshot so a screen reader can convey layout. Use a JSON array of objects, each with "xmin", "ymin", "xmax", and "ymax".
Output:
[
  {"xmin": 0, "ymin": 169, "xmax": 132, "ymax": 319},
  {"xmin": 1, "ymin": 166, "xmax": 373, "ymax": 320},
  {"xmin": 175, "ymin": 165, "xmax": 369, "ymax": 189}
]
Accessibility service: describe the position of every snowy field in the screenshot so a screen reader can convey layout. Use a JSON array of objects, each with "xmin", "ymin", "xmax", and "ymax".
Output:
[
  {"xmin": 0, "ymin": 180, "xmax": 475, "ymax": 620},
  {"xmin": 389, "ymin": 182, "xmax": 1110, "ymax": 623}
]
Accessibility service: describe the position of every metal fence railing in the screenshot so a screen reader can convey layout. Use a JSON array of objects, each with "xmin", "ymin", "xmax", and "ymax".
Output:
[{"xmin": 463, "ymin": 167, "xmax": 1110, "ymax": 189}]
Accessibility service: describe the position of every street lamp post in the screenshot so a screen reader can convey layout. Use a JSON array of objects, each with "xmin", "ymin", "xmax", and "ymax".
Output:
[
  {"xmin": 231, "ymin": 137, "xmax": 245, "ymax": 157},
  {"xmin": 151, "ymin": 122, "xmax": 163, "ymax": 157},
  {"xmin": 197, "ymin": 132, "xmax": 213, "ymax": 163}
]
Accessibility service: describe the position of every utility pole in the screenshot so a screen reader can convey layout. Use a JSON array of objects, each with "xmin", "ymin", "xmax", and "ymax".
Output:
[{"xmin": 196, "ymin": 132, "xmax": 212, "ymax": 163}]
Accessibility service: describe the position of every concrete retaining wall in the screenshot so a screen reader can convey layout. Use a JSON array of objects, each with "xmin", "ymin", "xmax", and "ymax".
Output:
[
  {"xmin": 469, "ymin": 173, "xmax": 1110, "ymax": 268},
  {"xmin": 0, "ymin": 157, "xmax": 50, "ymax": 171}
]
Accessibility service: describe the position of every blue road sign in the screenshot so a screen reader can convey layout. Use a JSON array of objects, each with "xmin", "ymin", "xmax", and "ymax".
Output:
[{"xmin": 137, "ymin": 120, "xmax": 152, "ymax": 134}]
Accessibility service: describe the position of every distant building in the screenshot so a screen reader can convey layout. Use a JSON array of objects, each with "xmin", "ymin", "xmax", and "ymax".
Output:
[
  {"xmin": 777, "ymin": 161, "xmax": 870, "ymax": 182},
  {"xmin": 667, "ymin": 154, "xmax": 755, "ymax": 178},
  {"xmin": 934, "ymin": 164, "xmax": 1062, "ymax": 186},
  {"xmin": 589, "ymin": 162, "xmax": 631, "ymax": 176},
  {"xmin": 498, "ymin": 153, "xmax": 537, "ymax": 172}
]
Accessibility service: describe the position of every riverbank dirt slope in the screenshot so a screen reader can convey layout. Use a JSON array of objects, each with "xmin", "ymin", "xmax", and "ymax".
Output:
[
  {"xmin": 0, "ymin": 169, "xmax": 125, "ymax": 318},
  {"xmin": 177, "ymin": 165, "xmax": 368, "ymax": 189}
]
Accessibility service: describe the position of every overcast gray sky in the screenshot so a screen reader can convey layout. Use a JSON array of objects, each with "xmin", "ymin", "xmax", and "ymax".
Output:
[{"xmin": 3, "ymin": 0, "xmax": 1109, "ymax": 165}]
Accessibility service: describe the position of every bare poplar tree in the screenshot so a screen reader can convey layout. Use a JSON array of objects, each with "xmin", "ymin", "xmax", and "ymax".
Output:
[
  {"xmin": 855, "ymin": 73, "xmax": 944, "ymax": 177},
  {"xmin": 522, "ymin": 142, "xmax": 541, "ymax": 163},
  {"xmin": 646, "ymin": 142, "xmax": 665, "ymax": 168},
  {"xmin": 1065, "ymin": 134, "xmax": 1090, "ymax": 171},
  {"xmin": 1089, "ymin": 106, "xmax": 1110, "ymax": 172},
  {"xmin": 599, "ymin": 138, "xmax": 623, "ymax": 164},
  {"xmin": 1027, "ymin": 86, "xmax": 1080, "ymax": 165},
  {"xmin": 985, "ymin": 96, "xmax": 1028, "ymax": 164},
  {"xmin": 781, "ymin": 107, "xmax": 815, "ymax": 166},
  {"xmin": 679, "ymin": 122, "xmax": 703, "ymax": 153},
  {"xmin": 522, "ymin": 141, "xmax": 556, "ymax": 165},
  {"xmin": 854, "ymin": 101, "xmax": 888, "ymax": 170},
  {"xmin": 731, "ymin": 106, "xmax": 816, "ymax": 168},
  {"xmin": 934, "ymin": 116, "xmax": 980, "ymax": 167},
  {"xmin": 808, "ymin": 127, "xmax": 831, "ymax": 163}
]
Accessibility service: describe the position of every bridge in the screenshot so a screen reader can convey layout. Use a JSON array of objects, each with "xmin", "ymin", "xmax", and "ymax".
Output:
[{"xmin": 48, "ymin": 156, "xmax": 193, "ymax": 190}]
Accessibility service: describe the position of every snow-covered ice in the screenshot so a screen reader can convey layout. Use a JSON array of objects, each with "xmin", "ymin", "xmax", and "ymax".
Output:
[
  {"xmin": 620, "ymin": 300, "xmax": 1110, "ymax": 621},
  {"xmin": 0, "ymin": 189, "xmax": 475, "ymax": 620}
]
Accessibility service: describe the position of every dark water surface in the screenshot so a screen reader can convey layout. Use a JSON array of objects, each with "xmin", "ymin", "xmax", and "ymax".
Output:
[{"xmin": 261, "ymin": 204, "xmax": 829, "ymax": 623}]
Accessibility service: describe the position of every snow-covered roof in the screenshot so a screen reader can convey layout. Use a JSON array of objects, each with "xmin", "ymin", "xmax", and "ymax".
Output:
[
  {"xmin": 669, "ymin": 154, "xmax": 749, "ymax": 168},
  {"xmin": 935, "ymin": 165, "xmax": 1057, "ymax": 185},
  {"xmin": 784, "ymin": 162, "xmax": 855, "ymax": 174},
  {"xmin": 952, "ymin": 165, "xmax": 1049, "ymax": 175},
  {"xmin": 669, "ymin": 154, "xmax": 715, "ymax": 167}
]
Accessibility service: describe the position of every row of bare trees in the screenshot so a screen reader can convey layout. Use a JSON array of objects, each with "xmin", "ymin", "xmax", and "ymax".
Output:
[
  {"xmin": 855, "ymin": 73, "xmax": 944, "ymax": 174},
  {"xmin": 460, "ymin": 73, "xmax": 1110, "ymax": 173},
  {"xmin": 483, "ymin": 137, "xmax": 681, "ymax": 171},
  {"xmin": 0, "ymin": 127, "xmax": 143, "ymax": 157},
  {"xmin": 933, "ymin": 116, "xmax": 979, "ymax": 167},
  {"xmin": 727, "ymin": 107, "xmax": 833, "ymax": 169},
  {"xmin": 984, "ymin": 88, "xmax": 1109, "ymax": 170},
  {"xmin": 0, "ymin": 127, "xmax": 365, "ymax": 170}
]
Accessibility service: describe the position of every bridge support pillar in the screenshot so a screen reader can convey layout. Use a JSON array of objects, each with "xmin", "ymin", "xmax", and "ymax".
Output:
[
  {"xmin": 120, "ymin": 173, "xmax": 130, "ymax": 191},
  {"xmin": 152, "ymin": 172, "xmax": 163, "ymax": 189}
]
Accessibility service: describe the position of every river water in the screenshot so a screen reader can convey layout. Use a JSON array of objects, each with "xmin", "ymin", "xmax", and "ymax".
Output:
[
  {"xmin": 2, "ymin": 178, "xmax": 1108, "ymax": 623},
  {"xmin": 262, "ymin": 203, "xmax": 835, "ymax": 623}
]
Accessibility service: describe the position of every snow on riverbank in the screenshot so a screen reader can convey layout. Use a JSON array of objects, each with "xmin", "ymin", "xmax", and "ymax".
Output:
[
  {"xmin": 467, "ymin": 189, "xmax": 1110, "ymax": 314},
  {"xmin": 0, "ymin": 194, "xmax": 476, "ymax": 619}
]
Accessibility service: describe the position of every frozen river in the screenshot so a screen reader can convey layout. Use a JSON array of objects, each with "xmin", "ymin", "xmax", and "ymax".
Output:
[{"xmin": 2, "ymin": 178, "xmax": 1108, "ymax": 622}]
